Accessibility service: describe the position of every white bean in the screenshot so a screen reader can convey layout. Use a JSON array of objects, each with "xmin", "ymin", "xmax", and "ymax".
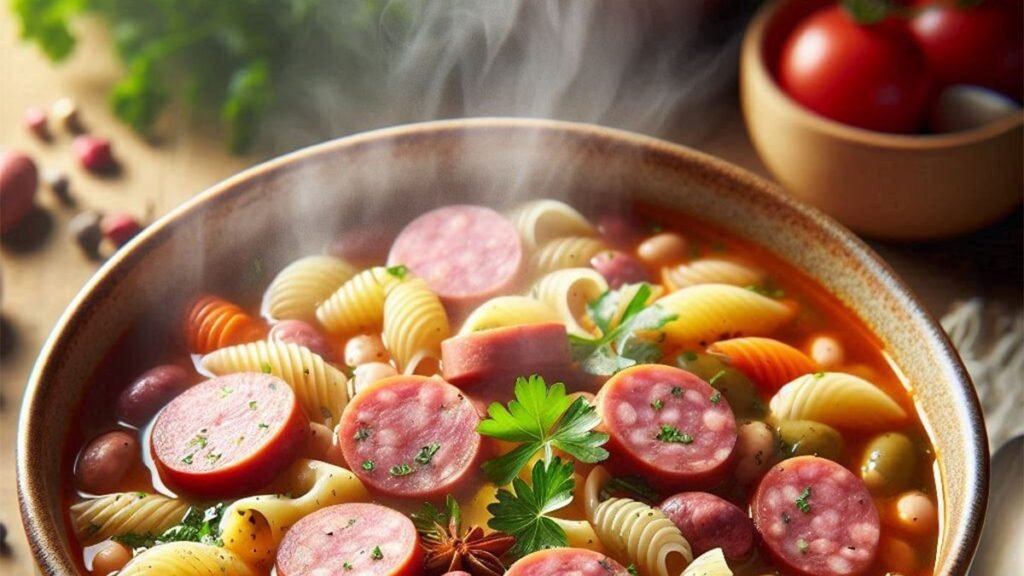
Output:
[
  {"xmin": 348, "ymin": 362, "xmax": 398, "ymax": 398},
  {"xmin": 734, "ymin": 420, "xmax": 776, "ymax": 484},
  {"xmin": 344, "ymin": 334, "xmax": 388, "ymax": 367},
  {"xmin": 894, "ymin": 490, "xmax": 938, "ymax": 535},
  {"xmin": 637, "ymin": 232, "xmax": 687, "ymax": 265},
  {"xmin": 809, "ymin": 335, "xmax": 844, "ymax": 369}
]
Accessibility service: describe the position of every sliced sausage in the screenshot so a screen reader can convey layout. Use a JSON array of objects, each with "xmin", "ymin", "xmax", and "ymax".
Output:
[
  {"xmin": 506, "ymin": 547, "xmax": 630, "ymax": 576},
  {"xmin": 590, "ymin": 250, "xmax": 652, "ymax": 289},
  {"xmin": 596, "ymin": 364, "xmax": 737, "ymax": 490},
  {"xmin": 660, "ymin": 492, "xmax": 755, "ymax": 561},
  {"xmin": 75, "ymin": 430, "xmax": 139, "ymax": 495},
  {"xmin": 116, "ymin": 365, "xmax": 193, "ymax": 427},
  {"xmin": 276, "ymin": 503, "xmax": 421, "ymax": 576},
  {"xmin": 151, "ymin": 373, "xmax": 307, "ymax": 498},
  {"xmin": 441, "ymin": 322, "xmax": 571, "ymax": 405},
  {"xmin": 752, "ymin": 455, "xmax": 881, "ymax": 576},
  {"xmin": 269, "ymin": 319, "xmax": 335, "ymax": 361},
  {"xmin": 387, "ymin": 205, "xmax": 523, "ymax": 311},
  {"xmin": 337, "ymin": 375, "xmax": 481, "ymax": 499}
]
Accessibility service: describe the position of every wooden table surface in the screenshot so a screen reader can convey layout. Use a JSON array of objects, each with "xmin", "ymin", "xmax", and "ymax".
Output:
[{"xmin": 1, "ymin": 10, "xmax": 1020, "ymax": 576}]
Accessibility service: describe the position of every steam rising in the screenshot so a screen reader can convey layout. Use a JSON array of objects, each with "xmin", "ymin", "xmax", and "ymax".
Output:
[{"xmin": 261, "ymin": 0, "xmax": 749, "ymax": 152}]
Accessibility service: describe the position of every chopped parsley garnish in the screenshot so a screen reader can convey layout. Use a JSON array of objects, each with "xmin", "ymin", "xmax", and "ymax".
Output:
[
  {"xmin": 389, "ymin": 464, "xmax": 414, "ymax": 477},
  {"xmin": 477, "ymin": 375, "xmax": 609, "ymax": 486},
  {"xmin": 569, "ymin": 284, "xmax": 678, "ymax": 376},
  {"xmin": 371, "ymin": 545, "xmax": 383, "ymax": 560},
  {"xmin": 134, "ymin": 492, "xmax": 147, "ymax": 499},
  {"xmin": 206, "ymin": 452, "xmax": 221, "ymax": 463},
  {"xmin": 651, "ymin": 399, "xmax": 664, "ymax": 411},
  {"xmin": 656, "ymin": 425, "xmax": 693, "ymax": 444},
  {"xmin": 181, "ymin": 454, "xmax": 194, "ymax": 465},
  {"xmin": 670, "ymin": 386, "xmax": 683, "ymax": 398},
  {"xmin": 814, "ymin": 371, "xmax": 826, "ymax": 379},
  {"xmin": 488, "ymin": 457, "xmax": 575, "ymax": 558},
  {"xmin": 260, "ymin": 362, "xmax": 272, "ymax": 374},
  {"xmin": 411, "ymin": 494, "xmax": 463, "ymax": 543},
  {"xmin": 362, "ymin": 460, "xmax": 375, "ymax": 471},
  {"xmin": 219, "ymin": 386, "xmax": 233, "ymax": 397},
  {"xmin": 343, "ymin": 562, "xmax": 353, "ymax": 570},
  {"xmin": 414, "ymin": 443, "xmax": 441, "ymax": 465},
  {"xmin": 628, "ymin": 564, "xmax": 640, "ymax": 575},
  {"xmin": 249, "ymin": 400, "xmax": 258, "ymax": 410},
  {"xmin": 796, "ymin": 487, "xmax": 812, "ymax": 513},
  {"xmin": 708, "ymin": 370, "xmax": 727, "ymax": 386},
  {"xmin": 797, "ymin": 538, "xmax": 809, "ymax": 554},
  {"xmin": 710, "ymin": 391, "xmax": 722, "ymax": 404},
  {"xmin": 386, "ymin": 264, "xmax": 408, "ymax": 279},
  {"xmin": 258, "ymin": 422, "xmax": 269, "ymax": 430},
  {"xmin": 682, "ymin": 351, "xmax": 699, "ymax": 362},
  {"xmin": 186, "ymin": 434, "xmax": 208, "ymax": 449},
  {"xmin": 354, "ymin": 428, "xmax": 371, "ymax": 441}
]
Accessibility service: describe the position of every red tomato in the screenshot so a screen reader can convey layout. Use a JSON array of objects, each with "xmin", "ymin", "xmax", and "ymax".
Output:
[
  {"xmin": 778, "ymin": 6, "xmax": 933, "ymax": 133},
  {"xmin": 909, "ymin": 0, "xmax": 1023, "ymax": 101}
]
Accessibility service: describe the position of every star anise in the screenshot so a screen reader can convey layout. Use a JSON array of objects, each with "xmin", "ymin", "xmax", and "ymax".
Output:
[{"xmin": 412, "ymin": 495, "xmax": 516, "ymax": 576}]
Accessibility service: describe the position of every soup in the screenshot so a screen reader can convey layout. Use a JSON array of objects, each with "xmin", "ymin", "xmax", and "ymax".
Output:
[{"xmin": 64, "ymin": 200, "xmax": 939, "ymax": 576}]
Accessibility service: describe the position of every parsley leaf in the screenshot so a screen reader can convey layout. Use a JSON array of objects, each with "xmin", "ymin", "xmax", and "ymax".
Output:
[
  {"xmin": 411, "ymin": 494, "xmax": 461, "ymax": 543},
  {"xmin": 569, "ymin": 284, "xmax": 677, "ymax": 376},
  {"xmin": 487, "ymin": 457, "xmax": 575, "ymax": 559},
  {"xmin": 478, "ymin": 375, "xmax": 608, "ymax": 486}
]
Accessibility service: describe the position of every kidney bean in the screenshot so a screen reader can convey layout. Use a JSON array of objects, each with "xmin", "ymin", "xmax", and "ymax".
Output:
[
  {"xmin": 101, "ymin": 212, "xmax": 142, "ymax": 248},
  {"xmin": 116, "ymin": 365, "xmax": 192, "ymax": 426},
  {"xmin": 75, "ymin": 430, "xmax": 138, "ymax": 494},
  {"xmin": 590, "ymin": 250, "xmax": 651, "ymax": 289},
  {"xmin": 269, "ymin": 319, "xmax": 335, "ymax": 361},
  {"xmin": 596, "ymin": 213, "xmax": 643, "ymax": 246},
  {"xmin": 73, "ymin": 135, "xmax": 113, "ymax": 172},
  {"xmin": 0, "ymin": 151, "xmax": 38, "ymax": 234}
]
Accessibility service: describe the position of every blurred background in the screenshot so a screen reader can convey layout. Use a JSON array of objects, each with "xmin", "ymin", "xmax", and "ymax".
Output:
[{"xmin": 0, "ymin": 1, "xmax": 1021, "ymax": 573}]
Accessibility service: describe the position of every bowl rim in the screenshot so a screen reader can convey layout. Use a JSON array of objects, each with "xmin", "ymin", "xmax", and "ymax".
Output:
[
  {"xmin": 743, "ymin": 0, "xmax": 1024, "ymax": 149},
  {"xmin": 17, "ymin": 117, "xmax": 988, "ymax": 575}
]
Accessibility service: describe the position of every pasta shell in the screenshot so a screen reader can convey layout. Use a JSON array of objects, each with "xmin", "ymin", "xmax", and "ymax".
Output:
[
  {"xmin": 508, "ymin": 199, "xmax": 596, "ymax": 252},
  {"xmin": 532, "ymin": 268, "xmax": 609, "ymax": 338},
  {"xmin": 770, "ymin": 372, "xmax": 908, "ymax": 431},
  {"xmin": 658, "ymin": 284, "xmax": 796, "ymax": 347},
  {"xmin": 382, "ymin": 277, "xmax": 450, "ymax": 374},
  {"xmin": 264, "ymin": 255, "xmax": 357, "ymax": 322},
  {"xmin": 709, "ymin": 337, "xmax": 819, "ymax": 393},
  {"xmin": 459, "ymin": 296, "xmax": 561, "ymax": 335},
  {"xmin": 662, "ymin": 257, "xmax": 765, "ymax": 292},
  {"xmin": 185, "ymin": 295, "xmax": 265, "ymax": 354},
  {"xmin": 119, "ymin": 542, "xmax": 255, "ymax": 576},
  {"xmin": 71, "ymin": 492, "xmax": 188, "ymax": 546}
]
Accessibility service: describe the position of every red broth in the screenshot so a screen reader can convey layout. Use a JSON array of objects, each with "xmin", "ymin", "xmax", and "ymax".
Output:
[{"xmin": 63, "ymin": 201, "xmax": 939, "ymax": 576}]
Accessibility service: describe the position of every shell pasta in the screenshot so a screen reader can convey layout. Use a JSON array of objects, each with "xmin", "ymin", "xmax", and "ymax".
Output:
[
  {"xmin": 682, "ymin": 548, "xmax": 733, "ymax": 576},
  {"xmin": 508, "ymin": 199, "xmax": 596, "ymax": 252},
  {"xmin": 658, "ymin": 283, "xmax": 796, "ymax": 346},
  {"xmin": 532, "ymin": 236, "xmax": 609, "ymax": 276},
  {"xmin": 315, "ymin": 266, "xmax": 399, "ymax": 335},
  {"xmin": 458, "ymin": 296, "xmax": 561, "ymax": 335},
  {"xmin": 264, "ymin": 255, "xmax": 357, "ymax": 322},
  {"xmin": 587, "ymin": 496, "xmax": 694, "ymax": 576},
  {"xmin": 382, "ymin": 276, "xmax": 450, "ymax": 374},
  {"xmin": 662, "ymin": 257, "xmax": 766, "ymax": 292},
  {"xmin": 531, "ymin": 268, "xmax": 608, "ymax": 338},
  {"xmin": 770, "ymin": 372, "xmax": 908, "ymax": 430},
  {"xmin": 185, "ymin": 295, "xmax": 265, "ymax": 354}
]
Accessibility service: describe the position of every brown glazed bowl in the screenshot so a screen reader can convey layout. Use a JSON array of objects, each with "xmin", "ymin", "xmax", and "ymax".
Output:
[
  {"xmin": 741, "ymin": 0, "xmax": 1024, "ymax": 240},
  {"xmin": 18, "ymin": 118, "xmax": 986, "ymax": 574}
]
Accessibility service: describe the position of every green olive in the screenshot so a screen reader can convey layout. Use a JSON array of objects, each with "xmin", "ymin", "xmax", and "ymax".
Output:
[
  {"xmin": 860, "ymin": 432, "xmax": 917, "ymax": 496},
  {"xmin": 676, "ymin": 351, "xmax": 765, "ymax": 419},
  {"xmin": 777, "ymin": 419, "xmax": 844, "ymax": 462}
]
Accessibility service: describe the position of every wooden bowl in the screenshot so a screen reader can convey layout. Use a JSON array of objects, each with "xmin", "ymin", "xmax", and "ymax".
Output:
[
  {"xmin": 741, "ymin": 0, "xmax": 1024, "ymax": 240},
  {"xmin": 17, "ymin": 118, "xmax": 986, "ymax": 574}
]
